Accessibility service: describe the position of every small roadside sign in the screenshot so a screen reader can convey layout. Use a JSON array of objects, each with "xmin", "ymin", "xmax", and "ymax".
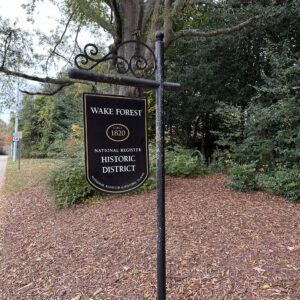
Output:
[{"xmin": 14, "ymin": 131, "xmax": 23, "ymax": 139}]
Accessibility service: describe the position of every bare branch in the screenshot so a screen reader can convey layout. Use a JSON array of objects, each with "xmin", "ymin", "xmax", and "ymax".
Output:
[
  {"xmin": 74, "ymin": 24, "xmax": 82, "ymax": 53},
  {"xmin": 20, "ymin": 83, "xmax": 73, "ymax": 96},
  {"xmin": 45, "ymin": 11, "xmax": 75, "ymax": 73},
  {"xmin": 1, "ymin": 32, "xmax": 13, "ymax": 68},
  {"xmin": 0, "ymin": 65, "xmax": 73, "ymax": 85},
  {"xmin": 173, "ymin": 8, "xmax": 271, "ymax": 41},
  {"xmin": 53, "ymin": 50, "xmax": 72, "ymax": 65}
]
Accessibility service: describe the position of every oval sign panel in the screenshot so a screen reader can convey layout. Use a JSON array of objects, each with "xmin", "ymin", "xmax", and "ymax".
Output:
[
  {"xmin": 106, "ymin": 124, "xmax": 130, "ymax": 142},
  {"xmin": 83, "ymin": 93, "xmax": 149, "ymax": 193}
]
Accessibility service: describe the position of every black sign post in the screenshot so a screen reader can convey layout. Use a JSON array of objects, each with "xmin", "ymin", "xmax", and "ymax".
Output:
[
  {"xmin": 83, "ymin": 93, "xmax": 148, "ymax": 193},
  {"xmin": 155, "ymin": 32, "xmax": 166, "ymax": 300},
  {"xmin": 68, "ymin": 32, "xmax": 180, "ymax": 300}
]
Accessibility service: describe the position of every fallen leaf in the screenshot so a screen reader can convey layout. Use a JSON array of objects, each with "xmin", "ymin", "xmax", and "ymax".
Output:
[
  {"xmin": 262, "ymin": 283, "xmax": 270, "ymax": 289},
  {"xmin": 93, "ymin": 288, "xmax": 103, "ymax": 297},
  {"xmin": 253, "ymin": 267, "xmax": 265, "ymax": 274}
]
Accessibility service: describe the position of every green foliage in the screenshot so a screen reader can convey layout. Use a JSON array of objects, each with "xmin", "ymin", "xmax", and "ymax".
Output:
[
  {"xmin": 48, "ymin": 160, "xmax": 96, "ymax": 208},
  {"xmin": 48, "ymin": 143, "xmax": 208, "ymax": 208},
  {"xmin": 257, "ymin": 168, "xmax": 300, "ymax": 202},
  {"xmin": 165, "ymin": 2, "xmax": 272, "ymax": 160},
  {"xmin": 208, "ymin": 149, "xmax": 233, "ymax": 173},
  {"xmin": 216, "ymin": 3, "xmax": 300, "ymax": 202},
  {"xmin": 165, "ymin": 145, "xmax": 207, "ymax": 177},
  {"xmin": 228, "ymin": 163, "xmax": 258, "ymax": 191},
  {"xmin": 19, "ymin": 86, "xmax": 82, "ymax": 158}
]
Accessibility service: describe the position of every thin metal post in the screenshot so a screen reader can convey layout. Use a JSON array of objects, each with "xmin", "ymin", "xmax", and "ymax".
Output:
[
  {"xmin": 18, "ymin": 142, "xmax": 21, "ymax": 170},
  {"xmin": 13, "ymin": 112, "xmax": 19, "ymax": 162},
  {"xmin": 155, "ymin": 31, "xmax": 166, "ymax": 300},
  {"xmin": 12, "ymin": 51, "xmax": 21, "ymax": 162}
]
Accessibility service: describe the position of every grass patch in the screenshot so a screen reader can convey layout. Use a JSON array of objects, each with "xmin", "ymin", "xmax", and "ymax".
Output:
[{"xmin": 3, "ymin": 158, "xmax": 62, "ymax": 193}]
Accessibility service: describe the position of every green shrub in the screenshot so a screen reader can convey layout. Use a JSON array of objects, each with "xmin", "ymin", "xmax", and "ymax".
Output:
[
  {"xmin": 208, "ymin": 149, "xmax": 233, "ymax": 173},
  {"xmin": 48, "ymin": 143, "xmax": 208, "ymax": 208},
  {"xmin": 164, "ymin": 145, "xmax": 207, "ymax": 177},
  {"xmin": 257, "ymin": 168, "xmax": 300, "ymax": 202},
  {"xmin": 228, "ymin": 163, "xmax": 258, "ymax": 191},
  {"xmin": 48, "ymin": 160, "xmax": 96, "ymax": 208}
]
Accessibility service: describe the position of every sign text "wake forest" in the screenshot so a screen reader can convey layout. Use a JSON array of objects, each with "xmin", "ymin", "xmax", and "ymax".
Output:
[{"xmin": 91, "ymin": 107, "xmax": 142, "ymax": 117}]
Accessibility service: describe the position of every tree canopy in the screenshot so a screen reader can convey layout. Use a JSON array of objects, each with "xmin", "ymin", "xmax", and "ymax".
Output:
[{"xmin": 0, "ymin": 0, "xmax": 283, "ymax": 101}]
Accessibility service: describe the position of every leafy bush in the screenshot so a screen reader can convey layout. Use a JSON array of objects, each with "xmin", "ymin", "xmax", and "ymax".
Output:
[
  {"xmin": 208, "ymin": 149, "xmax": 233, "ymax": 173},
  {"xmin": 165, "ymin": 145, "xmax": 207, "ymax": 177},
  {"xmin": 228, "ymin": 163, "xmax": 258, "ymax": 191},
  {"xmin": 48, "ymin": 143, "xmax": 208, "ymax": 208},
  {"xmin": 48, "ymin": 160, "xmax": 96, "ymax": 208},
  {"xmin": 257, "ymin": 168, "xmax": 300, "ymax": 202}
]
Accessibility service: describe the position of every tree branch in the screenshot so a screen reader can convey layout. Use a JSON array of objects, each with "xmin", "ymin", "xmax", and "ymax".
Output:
[
  {"xmin": 74, "ymin": 24, "xmax": 82, "ymax": 53},
  {"xmin": 0, "ymin": 65, "xmax": 76, "ymax": 85},
  {"xmin": 20, "ymin": 83, "xmax": 73, "ymax": 96},
  {"xmin": 1, "ymin": 32, "xmax": 13, "ymax": 68},
  {"xmin": 52, "ymin": 50, "xmax": 72, "ymax": 65},
  {"xmin": 45, "ymin": 11, "xmax": 75, "ymax": 73},
  {"xmin": 173, "ymin": 8, "xmax": 271, "ymax": 41}
]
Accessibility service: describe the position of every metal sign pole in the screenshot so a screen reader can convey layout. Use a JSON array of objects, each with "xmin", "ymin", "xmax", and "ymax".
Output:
[
  {"xmin": 155, "ymin": 32, "xmax": 166, "ymax": 300},
  {"xmin": 68, "ymin": 33, "xmax": 180, "ymax": 299}
]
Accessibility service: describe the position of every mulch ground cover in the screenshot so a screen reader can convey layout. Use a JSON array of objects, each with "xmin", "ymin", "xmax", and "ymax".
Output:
[{"xmin": 0, "ymin": 174, "xmax": 299, "ymax": 299}]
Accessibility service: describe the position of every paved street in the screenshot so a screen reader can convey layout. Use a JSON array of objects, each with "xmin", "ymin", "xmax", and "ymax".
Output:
[{"xmin": 0, "ymin": 156, "xmax": 8, "ymax": 188}]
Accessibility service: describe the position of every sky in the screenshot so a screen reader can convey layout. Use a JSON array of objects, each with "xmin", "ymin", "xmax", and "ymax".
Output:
[{"xmin": 0, "ymin": 0, "xmax": 110, "ymax": 124}]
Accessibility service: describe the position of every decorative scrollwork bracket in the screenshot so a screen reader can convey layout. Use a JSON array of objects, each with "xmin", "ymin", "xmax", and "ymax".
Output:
[{"xmin": 75, "ymin": 40, "xmax": 156, "ymax": 78}]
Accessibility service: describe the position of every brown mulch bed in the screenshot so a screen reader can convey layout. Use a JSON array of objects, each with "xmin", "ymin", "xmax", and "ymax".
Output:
[{"xmin": 0, "ymin": 174, "xmax": 299, "ymax": 300}]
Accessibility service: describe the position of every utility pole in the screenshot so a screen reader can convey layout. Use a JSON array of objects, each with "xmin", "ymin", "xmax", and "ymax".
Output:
[
  {"xmin": 13, "ymin": 107, "xmax": 19, "ymax": 162},
  {"xmin": 12, "ymin": 51, "xmax": 21, "ymax": 162}
]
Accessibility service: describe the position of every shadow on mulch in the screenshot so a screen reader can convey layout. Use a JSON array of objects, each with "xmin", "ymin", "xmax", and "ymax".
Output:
[{"xmin": 0, "ymin": 174, "xmax": 299, "ymax": 299}]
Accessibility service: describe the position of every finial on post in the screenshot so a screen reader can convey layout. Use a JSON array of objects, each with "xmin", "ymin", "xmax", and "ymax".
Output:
[{"xmin": 156, "ymin": 31, "xmax": 164, "ymax": 41}]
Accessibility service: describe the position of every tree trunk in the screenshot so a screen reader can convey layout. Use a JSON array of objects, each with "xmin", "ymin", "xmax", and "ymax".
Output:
[{"xmin": 118, "ymin": 0, "xmax": 146, "ymax": 96}]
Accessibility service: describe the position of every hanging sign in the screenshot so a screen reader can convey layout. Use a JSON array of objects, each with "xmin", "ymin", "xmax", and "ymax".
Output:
[{"xmin": 83, "ymin": 93, "xmax": 149, "ymax": 193}]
